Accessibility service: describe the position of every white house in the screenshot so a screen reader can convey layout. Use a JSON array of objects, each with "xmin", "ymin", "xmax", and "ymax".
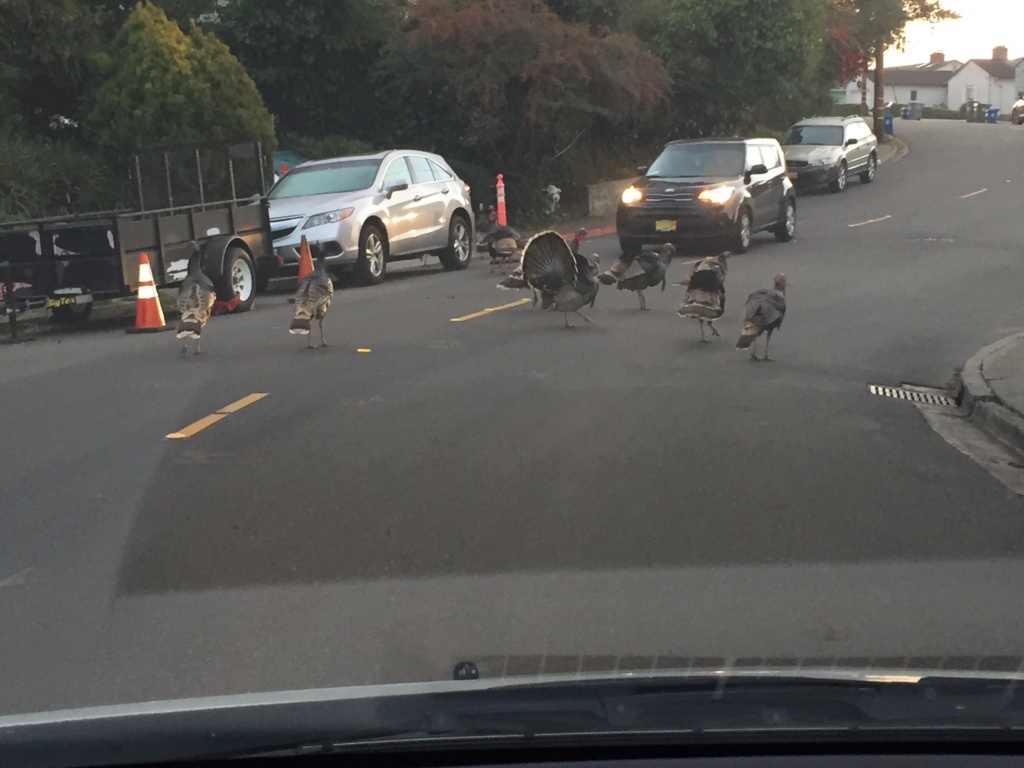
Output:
[
  {"xmin": 843, "ymin": 52, "xmax": 961, "ymax": 107},
  {"xmin": 946, "ymin": 47, "xmax": 1023, "ymax": 112}
]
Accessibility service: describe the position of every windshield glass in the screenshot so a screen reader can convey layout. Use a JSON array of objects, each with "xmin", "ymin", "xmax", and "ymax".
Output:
[
  {"xmin": 782, "ymin": 125, "xmax": 844, "ymax": 146},
  {"xmin": 268, "ymin": 160, "xmax": 381, "ymax": 199},
  {"xmin": 647, "ymin": 144, "xmax": 745, "ymax": 177},
  {"xmin": 7, "ymin": 0, "xmax": 1024, "ymax": 764}
]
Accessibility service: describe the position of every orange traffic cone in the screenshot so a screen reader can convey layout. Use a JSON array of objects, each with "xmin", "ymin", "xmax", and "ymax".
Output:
[
  {"xmin": 125, "ymin": 253, "xmax": 170, "ymax": 334},
  {"xmin": 288, "ymin": 236, "xmax": 315, "ymax": 305},
  {"xmin": 297, "ymin": 235, "xmax": 314, "ymax": 280}
]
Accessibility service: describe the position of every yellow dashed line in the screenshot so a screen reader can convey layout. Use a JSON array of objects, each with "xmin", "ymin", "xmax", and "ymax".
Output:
[
  {"xmin": 166, "ymin": 393, "xmax": 268, "ymax": 439},
  {"xmin": 451, "ymin": 298, "xmax": 531, "ymax": 322}
]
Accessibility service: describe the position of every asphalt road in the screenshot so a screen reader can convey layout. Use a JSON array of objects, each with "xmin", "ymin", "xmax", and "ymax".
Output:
[{"xmin": 2, "ymin": 120, "xmax": 1024, "ymax": 716}]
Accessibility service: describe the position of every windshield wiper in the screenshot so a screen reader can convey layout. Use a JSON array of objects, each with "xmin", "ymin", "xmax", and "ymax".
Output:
[{"xmin": 218, "ymin": 674, "xmax": 1024, "ymax": 758}]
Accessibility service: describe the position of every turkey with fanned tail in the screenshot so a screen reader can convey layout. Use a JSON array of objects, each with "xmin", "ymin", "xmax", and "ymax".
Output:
[
  {"xmin": 736, "ymin": 273, "xmax": 786, "ymax": 361},
  {"xmin": 498, "ymin": 228, "xmax": 588, "ymax": 307},
  {"xmin": 290, "ymin": 244, "xmax": 334, "ymax": 348},
  {"xmin": 521, "ymin": 230, "xmax": 599, "ymax": 328},
  {"xmin": 677, "ymin": 251, "xmax": 728, "ymax": 342},
  {"xmin": 175, "ymin": 242, "xmax": 216, "ymax": 357}
]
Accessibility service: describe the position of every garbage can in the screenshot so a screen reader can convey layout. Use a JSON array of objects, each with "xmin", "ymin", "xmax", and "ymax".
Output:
[
  {"xmin": 977, "ymin": 103, "xmax": 990, "ymax": 122},
  {"xmin": 883, "ymin": 108, "xmax": 894, "ymax": 135},
  {"xmin": 987, "ymin": 106, "xmax": 1000, "ymax": 123},
  {"xmin": 965, "ymin": 100, "xmax": 977, "ymax": 122},
  {"xmin": 909, "ymin": 101, "xmax": 924, "ymax": 120},
  {"xmin": 900, "ymin": 106, "xmax": 910, "ymax": 119}
]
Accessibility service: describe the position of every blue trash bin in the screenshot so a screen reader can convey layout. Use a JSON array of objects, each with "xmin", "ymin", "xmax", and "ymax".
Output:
[
  {"xmin": 883, "ymin": 111, "xmax": 894, "ymax": 135},
  {"xmin": 987, "ymin": 106, "xmax": 1000, "ymax": 123}
]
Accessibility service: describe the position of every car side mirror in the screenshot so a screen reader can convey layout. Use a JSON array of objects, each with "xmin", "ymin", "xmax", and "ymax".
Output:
[
  {"xmin": 846, "ymin": 138, "xmax": 858, "ymax": 146},
  {"xmin": 749, "ymin": 163, "xmax": 768, "ymax": 175},
  {"xmin": 386, "ymin": 181, "xmax": 409, "ymax": 198}
]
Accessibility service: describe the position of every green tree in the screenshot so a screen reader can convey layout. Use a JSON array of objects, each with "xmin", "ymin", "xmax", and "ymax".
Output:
[
  {"xmin": 217, "ymin": 0, "xmax": 407, "ymax": 139},
  {"xmin": 374, "ymin": 0, "xmax": 668, "ymax": 217},
  {"xmin": 0, "ymin": 0, "xmax": 105, "ymax": 133},
  {"xmin": 621, "ymin": 0, "xmax": 828, "ymax": 137},
  {"xmin": 87, "ymin": 2, "xmax": 274, "ymax": 159}
]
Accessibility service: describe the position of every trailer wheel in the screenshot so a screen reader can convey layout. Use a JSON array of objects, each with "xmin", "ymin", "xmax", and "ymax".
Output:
[
  {"xmin": 219, "ymin": 247, "xmax": 256, "ymax": 312},
  {"xmin": 51, "ymin": 303, "xmax": 92, "ymax": 324}
]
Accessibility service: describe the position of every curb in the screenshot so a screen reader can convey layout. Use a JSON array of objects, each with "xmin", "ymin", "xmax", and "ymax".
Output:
[
  {"xmin": 880, "ymin": 136, "xmax": 909, "ymax": 164},
  {"xmin": 958, "ymin": 332, "xmax": 1024, "ymax": 457}
]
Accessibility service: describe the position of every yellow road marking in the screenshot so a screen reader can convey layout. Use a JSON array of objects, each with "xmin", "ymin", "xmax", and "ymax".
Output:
[
  {"xmin": 166, "ymin": 414, "xmax": 228, "ymax": 439},
  {"xmin": 166, "ymin": 393, "xmax": 268, "ymax": 439},
  {"xmin": 960, "ymin": 187, "xmax": 987, "ymax": 199},
  {"xmin": 847, "ymin": 214, "xmax": 892, "ymax": 228},
  {"xmin": 357, "ymin": 348, "xmax": 372, "ymax": 353},
  {"xmin": 450, "ymin": 298, "xmax": 530, "ymax": 322},
  {"xmin": 218, "ymin": 392, "xmax": 268, "ymax": 413}
]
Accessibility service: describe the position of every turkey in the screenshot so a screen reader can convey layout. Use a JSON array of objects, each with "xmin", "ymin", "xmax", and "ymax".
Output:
[
  {"xmin": 736, "ymin": 274, "xmax": 787, "ymax": 361},
  {"xmin": 290, "ymin": 244, "xmax": 334, "ymax": 348},
  {"xmin": 497, "ymin": 229, "xmax": 587, "ymax": 308},
  {"xmin": 484, "ymin": 224, "xmax": 526, "ymax": 270},
  {"xmin": 677, "ymin": 251, "xmax": 729, "ymax": 342},
  {"xmin": 521, "ymin": 230, "xmax": 599, "ymax": 328},
  {"xmin": 175, "ymin": 243, "xmax": 216, "ymax": 357},
  {"xmin": 604, "ymin": 243, "xmax": 674, "ymax": 310}
]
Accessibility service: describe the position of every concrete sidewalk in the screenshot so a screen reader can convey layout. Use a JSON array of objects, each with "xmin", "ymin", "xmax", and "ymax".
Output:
[{"xmin": 959, "ymin": 333, "xmax": 1024, "ymax": 458}]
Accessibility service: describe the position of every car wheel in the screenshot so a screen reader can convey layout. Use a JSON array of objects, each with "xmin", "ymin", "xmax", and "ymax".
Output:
[
  {"xmin": 218, "ymin": 246, "xmax": 256, "ymax": 312},
  {"xmin": 859, "ymin": 153, "xmax": 877, "ymax": 184},
  {"xmin": 774, "ymin": 198, "xmax": 796, "ymax": 242},
  {"xmin": 439, "ymin": 214, "xmax": 472, "ymax": 271},
  {"xmin": 732, "ymin": 207, "xmax": 752, "ymax": 254},
  {"xmin": 354, "ymin": 224, "xmax": 387, "ymax": 286},
  {"xmin": 829, "ymin": 161, "xmax": 848, "ymax": 193}
]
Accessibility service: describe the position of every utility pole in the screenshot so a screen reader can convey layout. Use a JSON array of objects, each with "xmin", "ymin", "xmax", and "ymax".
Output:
[{"xmin": 873, "ymin": 43, "xmax": 885, "ymax": 139}]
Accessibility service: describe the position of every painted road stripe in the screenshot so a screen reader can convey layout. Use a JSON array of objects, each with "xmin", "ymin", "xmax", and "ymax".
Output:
[
  {"xmin": 451, "ymin": 298, "xmax": 530, "ymax": 322},
  {"xmin": 217, "ymin": 392, "xmax": 269, "ymax": 413},
  {"xmin": 960, "ymin": 187, "xmax": 987, "ymax": 199},
  {"xmin": 847, "ymin": 214, "xmax": 892, "ymax": 228},
  {"xmin": 166, "ymin": 393, "xmax": 268, "ymax": 439}
]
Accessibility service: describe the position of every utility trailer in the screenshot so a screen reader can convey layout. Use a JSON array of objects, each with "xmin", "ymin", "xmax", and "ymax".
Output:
[{"xmin": 0, "ymin": 141, "xmax": 275, "ymax": 324}]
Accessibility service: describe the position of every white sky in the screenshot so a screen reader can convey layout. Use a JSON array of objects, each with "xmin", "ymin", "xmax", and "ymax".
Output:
[{"xmin": 887, "ymin": 0, "xmax": 1024, "ymax": 66}]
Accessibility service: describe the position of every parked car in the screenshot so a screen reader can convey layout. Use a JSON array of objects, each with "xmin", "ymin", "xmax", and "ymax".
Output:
[
  {"xmin": 781, "ymin": 115, "xmax": 878, "ymax": 193},
  {"xmin": 268, "ymin": 150, "xmax": 474, "ymax": 285},
  {"xmin": 616, "ymin": 137, "xmax": 796, "ymax": 255},
  {"xmin": 1011, "ymin": 96, "xmax": 1024, "ymax": 125}
]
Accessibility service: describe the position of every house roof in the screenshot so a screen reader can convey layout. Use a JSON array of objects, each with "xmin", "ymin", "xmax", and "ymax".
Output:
[
  {"xmin": 890, "ymin": 60, "xmax": 963, "ymax": 73},
  {"xmin": 874, "ymin": 69, "xmax": 955, "ymax": 86},
  {"xmin": 959, "ymin": 57, "xmax": 1024, "ymax": 80}
]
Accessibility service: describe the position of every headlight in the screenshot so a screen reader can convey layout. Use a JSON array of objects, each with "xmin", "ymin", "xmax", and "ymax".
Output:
[
  {"xmin": 303, "ymin": 208, "xmax": 354, "ymax": 229},
  {"xmin": 697, "ymin": 186, "xmax": 735, "ymax": 205},
  {"xmin": 621, "ymin": 186, "xmax": 643, "ymax": 205}
]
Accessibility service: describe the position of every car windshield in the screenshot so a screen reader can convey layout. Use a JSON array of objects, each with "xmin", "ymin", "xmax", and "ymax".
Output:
[
  {"xmin": 647, "ymin": 144, "xmax": 745, "ymax": 177},
  {"xmin": 267, "ymin": 160, "xmax": 381, "ymax": 199},
  {"xmin": 7, "ymin": 1, "xmax": 1024, "ymax": 765},
  {"xmin": 782, "ymin": 125, "xmax": 845, "ymax": 146}
]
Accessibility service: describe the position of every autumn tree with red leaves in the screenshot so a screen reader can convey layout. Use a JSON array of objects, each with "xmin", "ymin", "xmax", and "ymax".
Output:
[{"xmin": 372, "ymin": 0, "xmax": 670, "ymax": 215}]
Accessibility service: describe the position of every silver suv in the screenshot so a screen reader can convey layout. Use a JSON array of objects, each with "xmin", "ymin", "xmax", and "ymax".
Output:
[
  {"xmin": 267, "ymin": 150, "xmax": 473, "ymax": 285},
  {"xmin": 781, "ymin": 115, "xmax": 878, "ymax": 193}
]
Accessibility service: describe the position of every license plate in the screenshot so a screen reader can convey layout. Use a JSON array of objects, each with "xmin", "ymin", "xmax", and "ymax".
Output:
[{"xmin": 655, "ymin": 219, "xmax": 677, "ymax": 232}]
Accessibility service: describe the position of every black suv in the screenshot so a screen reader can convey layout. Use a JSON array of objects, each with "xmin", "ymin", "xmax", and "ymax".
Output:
[{"xmin": 616, "ymin": 138, "xmax": 796, "ymax": 254}]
